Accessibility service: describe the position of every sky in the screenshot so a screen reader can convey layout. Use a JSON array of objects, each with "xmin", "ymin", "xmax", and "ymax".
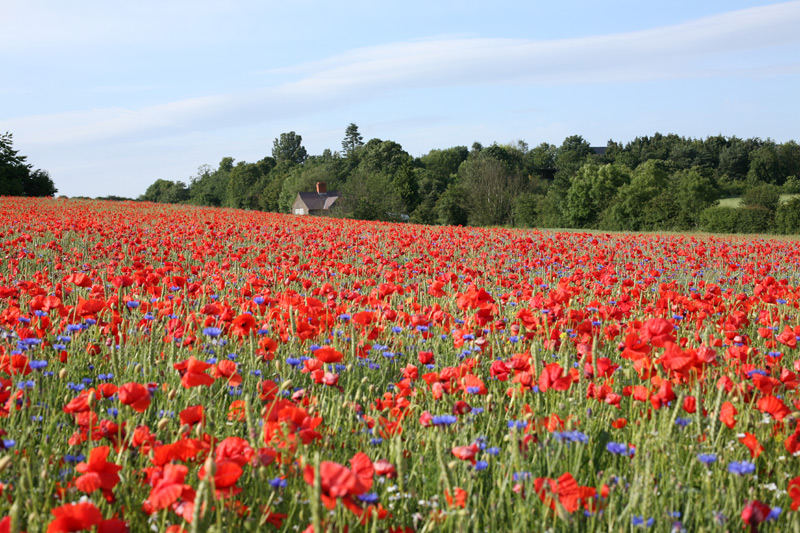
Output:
[{"xmin": 1, "ymin": 0, "xmax": 799, "ymax": 198}]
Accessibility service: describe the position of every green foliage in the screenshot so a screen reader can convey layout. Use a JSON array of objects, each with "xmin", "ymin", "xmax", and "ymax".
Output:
[
  {"xmin": 783, "ymin": 175, "xmax": 800, "ymax": 194},
  {"xmin": 225, "ymin": 162, "xmax": 264, "ymax": 209},
  {"xmin": 747, "ymin": 143, "xmax": 783, "ymax": 184},
  {"xmin": 139, "ymin": 179, "xmax": 189, "ymax": 204},
  {"xmin": 458, "ymin": 152, "xmax": 523, "ymax": 226},
  {"xmin": 672, "ymin": 167, "xmax": 720, "ymax": 228},
  {"xmin": 600, "ymin": 160, "xmax": 672, "ymax": 231},
  {"xmin": 341, "ymin": 123, "xmax": 364, "ymax": 157},
  {"xmin": 742, "ymin": 182, "xmax": 781, "ymax": 212},
  {"xmin": 512, "ymin": 192, "xmax": 542, "ymax": 227},
  {"xmin": 700, "ymin": 206, "xmax": 774, "ymax": 233},
  {"xmin": 339, "ymin": 168, "xmax": 403, "ymax": 221},
  {"xmin": 775, "ymin": 197, "xmax": 800, "ymax": 234},
  {"xmin": 564, "ymin": 163, "xmax": 630, "ymax": 227},
  {"xmin": 0, "ymin": 132, "xmax": 57, "ymax": 196},
  {"xmin": 555, "ymin": 135, "xmax": 592, "ymax": 179},
  {"xmin": 435, "ymin": 182, "xmax": 469, "ymax": 226},
  {"xmin": 272, "ymin": 131, "xmax": 308, "ymax": 165}
]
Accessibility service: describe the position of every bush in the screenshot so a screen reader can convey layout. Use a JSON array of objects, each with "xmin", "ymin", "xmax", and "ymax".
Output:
[
  {"xmin": 700, "ymin": 206, "xmax": 774, "ymax": 234},
  {"xmin": 741, "ymin": 182, "xmax": 781, "ymax": 212},
  {"xmin": 783, "ymin": 175, "xmax": 800, "ymax": 194},
  {"xmin": 775, "ymin": 197, "xmax": 800, "ymax": 234}
]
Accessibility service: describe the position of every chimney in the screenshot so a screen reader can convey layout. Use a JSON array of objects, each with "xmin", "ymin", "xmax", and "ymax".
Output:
[{"xmin": 316, "ymin": 182, "xmax": 327, "ymax": 194}]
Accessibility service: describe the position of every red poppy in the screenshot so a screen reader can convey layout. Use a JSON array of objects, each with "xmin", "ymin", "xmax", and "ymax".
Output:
[
  {"xmin": 118, "ymin": 382, "xmax": 151, "ymax": 412},
  {"xmin": 314, "ymin": 346, "xmax": 343, "ymax": 364},
  {"xmin": 75, "ymin": 446, "xmax": 122, "ymax": 499},
  {"xmin": 179, "ymin": 405, "xmax": 204, "ymax": 427},
  {"xmin": 720, "ymin": 401, "xmax": 737, "ymax": 429},
  {"xmin": 47, "ymin": 502, "xmax": 103, "ymax": 533}
]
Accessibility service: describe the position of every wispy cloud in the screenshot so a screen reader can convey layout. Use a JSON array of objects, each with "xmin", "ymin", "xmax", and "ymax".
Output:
[{"xmin": 2, "ymin": 1, "xmax": 800, "ymax": 149}]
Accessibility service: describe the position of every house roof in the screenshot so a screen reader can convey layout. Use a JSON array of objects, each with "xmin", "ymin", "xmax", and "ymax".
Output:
[{"xmin": 297, "ymin": 191, "xmax": 340, "ymax": 210}]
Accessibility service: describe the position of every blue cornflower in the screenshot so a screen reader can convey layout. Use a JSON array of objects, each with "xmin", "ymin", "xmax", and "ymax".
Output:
[
  {"xmin": 474, "ymin": 460, "xmax": 489, "ymax": 471},
  {"xmin": 507, "ymin": 420, "xmax": 528, "ymax": 430},
  {"xmin": 30, "ymin": 360, "xmax": 48, "ymax": 370},
  {"xmin": 358, "ymin": 493, "xmax": 379, "ymax": 503},
  {"xmin": 269, "ymin": 477, "xmax": 287, "ymax": 488},
  {"xmin": 126, "ymin": 300, "xmax": 139, "ymax": 309},
  {"xmin": 554, "ymin": 431, "xmax": 588, "ymax": 444},
  {"xmin": 727, "ymin": 461, "xmax": 755, "ymax": 475},
  {"xmin": 202, "ymin": 327, "xmax": 222, "ymax": 337},
  {"xmin": 675, "ymin": 417, "xmax": 691, "ymax": 427},
  {"xmin": 432, "ymin": 415, "xmax": 458, "ymax": 426},
  {"xmin": 606, "ymin": 442, "xmax": 633, "ymax": 456},
  {"xmin": 486, "ymin": 447, "xmax": 500, "ymax": 456},
  {"xmin": 697, "ymin": 453, "xmax": 717, "ymax": 464}
]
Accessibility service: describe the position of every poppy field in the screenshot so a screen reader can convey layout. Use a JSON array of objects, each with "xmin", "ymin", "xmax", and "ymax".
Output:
[{"xmin": 1, "ymin": 197, "xmax": 800, "ymax": 532}]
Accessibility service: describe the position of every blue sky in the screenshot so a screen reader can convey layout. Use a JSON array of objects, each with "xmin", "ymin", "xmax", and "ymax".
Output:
[{"xmin": 1, "ymin": 0, "xmax": 799, "ymax": 198}]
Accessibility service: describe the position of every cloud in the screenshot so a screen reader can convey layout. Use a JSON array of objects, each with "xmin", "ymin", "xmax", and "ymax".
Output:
[{"xmin": 2, "ymin": 2, "xmax": 800, "ymax": 149}]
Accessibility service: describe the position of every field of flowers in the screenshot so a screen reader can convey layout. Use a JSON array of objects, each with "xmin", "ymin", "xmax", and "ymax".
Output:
[{"xmin": 0, "ymin": 197, "xmax": 799, "ymax": 532}]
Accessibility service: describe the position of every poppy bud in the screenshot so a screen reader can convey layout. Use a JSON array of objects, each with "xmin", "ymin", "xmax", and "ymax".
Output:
[
  {"xmin": 0, "ymin": 455, "xmax": 11, "ymax": 473},
  {"xmin": 168, "ymin": 388, "xmax": 177, "ymax": 400},
  {"xmin": 86, "ymin": 391, "xmax": 96, "ymax": 407},
  {"xmin": 58, "ymin": 368, "xmax": 68, "ymax": 379},
  {"xmin": 157, "ymin": 418, "xmax": 170, "ymax": 432}
]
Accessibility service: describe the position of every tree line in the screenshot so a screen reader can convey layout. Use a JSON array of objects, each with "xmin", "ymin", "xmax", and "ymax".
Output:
[{"xmin": 131, "ymin": 125, "xmax": 799, "ymax": 235}]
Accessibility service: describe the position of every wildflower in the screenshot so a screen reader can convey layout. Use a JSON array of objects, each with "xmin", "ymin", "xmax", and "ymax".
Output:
[
  {"xmin": 697, "ymin": 453, "xmax": 717, "ymax": 464},
  {"xmin": 728, "ymin": 461, "xmax": 755, "ymax": 475},
  {"xmin": 607, "ymin": 442, "xmax": 634, "ymax": 456},
  {"xmin": 202, "ymin": 327, "xmax": 222, "ymax": 337}
]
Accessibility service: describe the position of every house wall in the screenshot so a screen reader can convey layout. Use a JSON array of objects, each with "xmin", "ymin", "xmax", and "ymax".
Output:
[{"xmin": 291, "ymin": 196, "xmax": 308, "ymax": 215}]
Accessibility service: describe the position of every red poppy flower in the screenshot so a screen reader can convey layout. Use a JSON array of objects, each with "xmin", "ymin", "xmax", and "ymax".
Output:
[
  {"xmin": 179, "ymin": 405, "xmax": 204, "ymax": 427},
  {"xmin": 47, "ymin": 502, "xmax": 103, "ymax": 533},
  {"xmin": 314, "ymin": 346, "xmax": 343, "ymax": 364},
  {"xmin": 118, "ymin": 382, "xmax": 151, "ymax": 412},
  {"xmin": 75, "ymin": 446, "xmax": 122, "ymax": 499},
  {"xmin": 720, "ymin": 401, "xmax": 737, "ymax": 429}
]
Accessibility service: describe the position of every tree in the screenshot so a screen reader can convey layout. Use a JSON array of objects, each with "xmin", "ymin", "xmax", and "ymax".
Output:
[
  {"xmin": 564, "ymin": 163, "xmax": 630, "ymax": 227},
  {"xmin": 341, "ymin": 123, "xmax": 364, "ymax": 157},
  {"xmin": 775, "ymin": 197, "xmax": 800, "ymax": 234},
  {"xmin": 420, "ymin": 146, "xmax": 469, "ymax": 193},
  {"xmin": 742, "ymin": 182, "xmax": 781, "ymax": 212},
  {"xmin": 272, "ymin": 132, "xmax": 307, "ymax": 165},
  {"xmin": 0, "ymin": 132, "xmax": 57, "ymax": 196},
  {"xmin": 555, "ymin": 135, "xmax": 593, "ymax": 179},
  {"xmin": 25, "ymin": 170, "xmax": 58, "ymax": 197},
  {"xmin": 140, "ymin": 179, "xmax": 189, "ymax": 203},
  {"xmin": 458, "ymin": 153, "xmax": 523, "ymax": 226},
  {"xmin": 747, "ymin": 144, "xmax": 782, "ymax": 184},
  {"xmin": 226, "ymin": 162, "xmax": 264, "ymax": 209},
  {"xmin": 673, "ymin": 167, "xmax": 719, "ymax": 229},
  {"xmin": 601, "ymin": 159, "xmax": 673, "ymax": 231}
]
